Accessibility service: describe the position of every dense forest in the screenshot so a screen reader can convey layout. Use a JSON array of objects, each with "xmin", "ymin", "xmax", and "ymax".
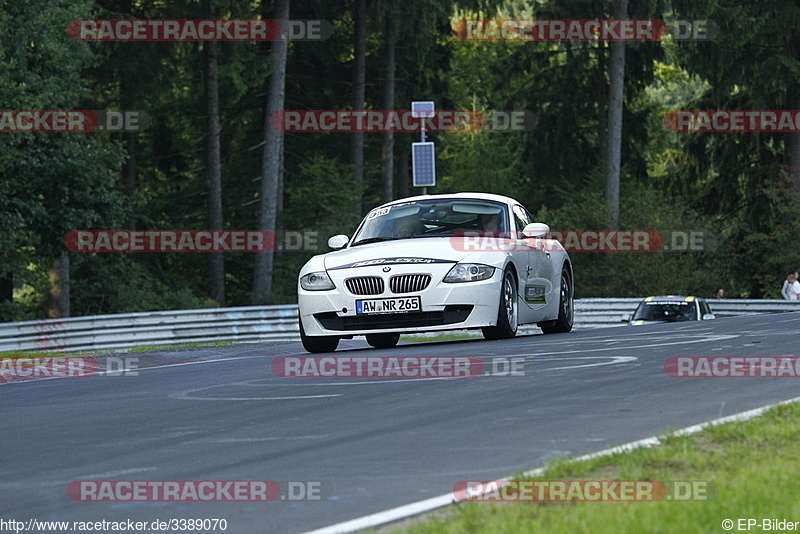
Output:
[{"xmin": 0, "ymin": 0, "xmax": 798, "ymax": 320}]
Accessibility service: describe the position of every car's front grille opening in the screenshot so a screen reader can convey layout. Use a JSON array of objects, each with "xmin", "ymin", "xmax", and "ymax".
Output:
[
  {"xmin": 345, "ymin": 276, "xmax": 385, "ymax": 295},
  {"xmin": 314, "ymin": 305, "xmax": 473, "ymax": 331},
  {"xmin": 389, "ymin": 274, "xmax": 431, "ymax": 294}
]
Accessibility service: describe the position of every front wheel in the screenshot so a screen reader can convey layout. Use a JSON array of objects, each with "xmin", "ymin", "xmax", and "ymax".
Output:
[
  {"xmin": 482, "ymin": 268, "xmax": 518, "ymax": 340},
  {"xmin": 299, "ymin": 319, "xmax": 340, "ymax": 353},
  {"xmin": 366, "ymin": 333, "xmax": 400, "ymax": 349},
  {"xmin": 539, "ymin": 268, "xmax": 573, "ymax": 334}
]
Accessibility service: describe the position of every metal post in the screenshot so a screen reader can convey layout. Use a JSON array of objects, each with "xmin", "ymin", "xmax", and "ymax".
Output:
[{"xmin": 421, "ymin": 124, "xmax": 427, "ymax": 194}]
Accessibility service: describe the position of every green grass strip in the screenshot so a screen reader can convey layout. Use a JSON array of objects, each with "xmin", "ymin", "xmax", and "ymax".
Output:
[{"xmin": 394, "ymin": 401, "xmax": 800, "ymax": 533}]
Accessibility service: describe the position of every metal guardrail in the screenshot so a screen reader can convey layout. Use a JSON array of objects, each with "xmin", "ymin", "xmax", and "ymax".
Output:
[
  {"xmin": 0, "ymin": 306, "xmax": 300, "ymax": 353},
  {"xmin": 1, "ymin": 299, "xmax": 797, "ymax": 353}
]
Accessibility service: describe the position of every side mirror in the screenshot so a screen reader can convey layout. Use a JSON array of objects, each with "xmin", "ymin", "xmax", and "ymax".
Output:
[
  {"xmin": 521, "ymin": 222, "xmax": 550, "ymax": 238},
  {"xmin": 621, "ymin": 313, "xmax": 633, "ymax": 323},
  {"xmin": 328, "ymin": 235, "xmax": 349, "ymax": 250},
  {"xmin": 702, "ymin": 313, "xmax": 715, "ymax": 320}
]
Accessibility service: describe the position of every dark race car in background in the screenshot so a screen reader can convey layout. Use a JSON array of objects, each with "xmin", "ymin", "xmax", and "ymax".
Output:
[{"xmin": 625, "ymin": 295, "xmax": 715, "ymax": 325}]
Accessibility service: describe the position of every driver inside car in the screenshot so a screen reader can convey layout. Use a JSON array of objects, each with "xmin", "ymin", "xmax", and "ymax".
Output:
[{"xmin": 392, "ymin": 217, "xmax": 422, "ymax": 238}]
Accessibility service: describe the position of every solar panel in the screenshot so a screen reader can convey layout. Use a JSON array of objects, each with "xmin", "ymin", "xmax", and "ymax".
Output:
[
  {"xmin": 412, "ymin": 142, "xmax": 436, "ymax": 187},
  {"xmin": 411, "ymin": 101, "xmax": 435, "ymax": 118}
]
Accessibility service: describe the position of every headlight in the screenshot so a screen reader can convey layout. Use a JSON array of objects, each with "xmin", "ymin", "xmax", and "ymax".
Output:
[
  {"xmin": 300, "ymin": 271, "xmax": 335, "ymax": 291},
  {"xmin": 443, "ymin": 263, "xmax": 495, "ymax": 283}
]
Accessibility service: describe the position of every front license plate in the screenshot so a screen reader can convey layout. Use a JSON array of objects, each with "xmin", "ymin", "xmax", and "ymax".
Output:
[{"xmin": 356, "ymin": 296, "xmax": 421, "ymax": 314}]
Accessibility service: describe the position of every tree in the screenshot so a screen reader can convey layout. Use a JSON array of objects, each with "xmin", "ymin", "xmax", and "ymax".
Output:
[
  {"xmin": 351, "ymin": 0, "xmax": 367, "ymax": 215},
  {"xmin": 381, "ymin": 15, "xmax": 397, "ymax": 203},
  {"xmin": 252, "ymin": 0, "xmax": 291, "ymax": 304},
  {"xmin": 0, "ymin": 0, "xmax": 128, "ymax": 319},
  {"xmin": 204, "ymin": 37, "xmax": 225, "ymax": 306},
  {"xmin": 604, "ymin": 0, "xmax": 628, "ymax": 230}
]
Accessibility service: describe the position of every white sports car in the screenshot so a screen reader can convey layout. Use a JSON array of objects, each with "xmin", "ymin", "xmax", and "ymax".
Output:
[{"xmin": 297, "ymin": 192, "xmax": 574, "ymax": 352}]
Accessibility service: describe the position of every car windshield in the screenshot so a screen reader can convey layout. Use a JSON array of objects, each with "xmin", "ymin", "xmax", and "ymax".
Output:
[
  {"xmin": 632, "ymin": 301, "xmax": 697, "ymax": 322},
  {"xmin": 350, "ymin": 198, "xmax": 510, "ymax": 246}
]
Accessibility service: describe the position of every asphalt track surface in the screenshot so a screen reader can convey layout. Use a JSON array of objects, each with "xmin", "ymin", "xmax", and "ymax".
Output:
[{"xmin": 2, "ymin": 312, "xmax": 799, "ymax": 533}]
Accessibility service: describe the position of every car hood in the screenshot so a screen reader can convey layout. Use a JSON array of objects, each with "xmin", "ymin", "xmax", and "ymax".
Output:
[{"xmin": 323, "ymin": 238, "xmax": 469, "ymax": 270}]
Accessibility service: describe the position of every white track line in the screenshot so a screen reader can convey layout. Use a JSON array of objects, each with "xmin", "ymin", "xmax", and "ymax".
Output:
[{"xmin": 303, "ymin": 395, "xmax": 800, "ymax": 534}]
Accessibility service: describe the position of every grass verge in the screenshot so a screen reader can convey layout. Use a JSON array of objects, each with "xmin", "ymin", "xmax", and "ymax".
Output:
[
  {"xmin": 0, "ymin": 341, "xmax": 235, "ymax": 359},
  {"xmin": 389, "ymin": 401, "xmax": 800, "ymax": 533}
]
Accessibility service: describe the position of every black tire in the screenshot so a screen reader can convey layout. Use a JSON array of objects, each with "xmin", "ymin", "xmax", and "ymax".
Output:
[
  {"xmin": 366, "ymin": 333, "xmax": 400, "ymax": 349},
  {"xmin": 482, "ymin": 268, "xmax": 519, "ymax": 340},
  {"xmin": 299, "ymin": 320, "xmax": 340, "ymax": 353},
  {"xmin": 540, "ymin": 267, "xmax": 573, "ymax": 334}
]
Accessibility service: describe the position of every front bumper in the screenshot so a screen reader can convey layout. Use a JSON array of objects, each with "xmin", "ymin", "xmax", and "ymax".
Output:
[{"xmin": 298, "ymin": 264, "xmax": 502, "ymax": 337}]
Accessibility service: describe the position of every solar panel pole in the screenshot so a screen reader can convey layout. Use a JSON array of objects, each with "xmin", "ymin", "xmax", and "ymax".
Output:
[{"xmin": 421, "ymin": 121, "xmax": 427, "ymax": 194}]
